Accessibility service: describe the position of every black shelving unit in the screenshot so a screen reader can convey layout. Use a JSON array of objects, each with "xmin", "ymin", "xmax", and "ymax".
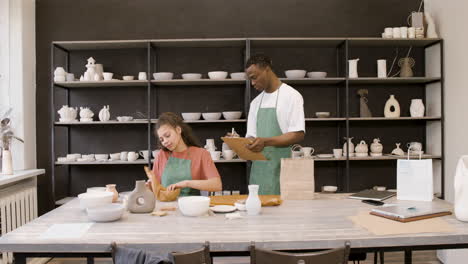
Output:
[{"xmin": 51, "ymin": 37, "xmax": 444, "ymax": 203}]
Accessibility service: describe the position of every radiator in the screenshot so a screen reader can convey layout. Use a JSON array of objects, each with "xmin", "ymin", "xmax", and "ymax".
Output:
[{"xmin": 0, "ymin": 186, "xmax": 37, "ymax": 264}]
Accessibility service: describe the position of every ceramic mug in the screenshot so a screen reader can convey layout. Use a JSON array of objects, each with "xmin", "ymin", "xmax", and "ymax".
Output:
[
  {"xmin": 120, "ymin": 151, "xmax": 128, "ymax": 161},
  {"xmin": 110, "ymin": 153, "xmax": 120, "ymax": 160},
  {"xmin": 103, "ymin": 72, "xmax": 113, "ymax": 81},
  {"xmin": 333, "ymin": 149, "xmax": 343, "ymax": 158},
  {"xmin": 301, "ymin": 147, "xmax": 315, "ymax": 158},
  {"xmin": 128, "ymin": 152, "xmax": 139, "ymax": 161},
  {"xmin": 138, "ymin": 72, "xmax": 147, "ymax": 81},
  {"xmin": 210, "ymin": 151, "xmax": 221, "ymax": 161},
  {"xmin": 384, "ymin": 27, "xmax": 393, "ymax": 38},
  {"xmin": 222, "ymin": 150, "xmax": 235, "ymax": 160},
  {"xmin": 139, "ymin": 150, "xmax": 149, "ymax": 160}
]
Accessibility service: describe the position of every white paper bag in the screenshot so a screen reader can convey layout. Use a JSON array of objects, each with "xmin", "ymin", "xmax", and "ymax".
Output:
[
  {"xmin": 397, "ymin": 158, "xmax": 433, "ymax": 201},
  {"xmin": 280, "ymin": 158, "xmax": 315, "ymax": 200}
]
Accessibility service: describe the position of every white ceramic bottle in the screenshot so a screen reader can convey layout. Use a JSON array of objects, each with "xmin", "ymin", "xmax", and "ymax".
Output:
[
  {"xmin": 246, "ymin": 185, "xmax": 261, "ymax": 215},
  {"xmin": 2, "ymin": 149, "xmax": 13, "ymax": 175},
  {"xmin": 455, "ymin": 156, "xmax": 468, "ymax": 221},
  {"xmin": 348, "ymin": 58, "xmax": 359, "ymax": 78},
  {"xmin": 384, "ymin": 95, "xmax": 401, "ymax": 118},
  {"xmin": 410, "ymin": 99, "xmax": 425, "ymax": 117}
]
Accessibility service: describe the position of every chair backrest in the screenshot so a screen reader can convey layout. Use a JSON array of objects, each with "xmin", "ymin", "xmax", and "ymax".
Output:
[
  {"xmin": 250, "ymin": 241, "xmax": 350, "ymax": 264},
  {"xmin": 171, "ymin": 241, "xmax": 211, "ymax": 264}
]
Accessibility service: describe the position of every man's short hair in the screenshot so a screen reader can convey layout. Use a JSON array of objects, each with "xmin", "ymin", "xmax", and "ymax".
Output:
[{"xmin": 245, "ymin": 54, "xmax": 273, "ymax": 69}]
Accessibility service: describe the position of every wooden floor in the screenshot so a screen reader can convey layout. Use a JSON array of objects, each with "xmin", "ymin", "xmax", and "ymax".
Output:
[{"xmin": 41, "ymin": 250, "xmax": 441, "ymax": 264}]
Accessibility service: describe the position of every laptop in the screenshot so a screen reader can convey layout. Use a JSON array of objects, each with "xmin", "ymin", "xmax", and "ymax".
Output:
[{"xmin": 349, "ymin": 189, "xmax": 396, "ymax": 201}]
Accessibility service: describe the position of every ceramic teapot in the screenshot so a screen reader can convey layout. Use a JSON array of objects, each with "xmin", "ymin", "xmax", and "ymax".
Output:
[
  {"xmin": 79, "ymin": 107, "xmax": 94, "ymax": 122},
  {"xmin": 99, "ymin": 105, "xmax": 110, "ymax": 122},
  {"xmin": 370, "ymin": 138, "xmax": 383, "ymax": 154},
  {"xmin": 355, "ymin": 140, "xmax": 368, "ymax": 153},
  {"xmin": 391, "ymin": 143, "xmax": 405, "ymax": 156},
  {"xmin": 57, "ymin": 105, "xmax": 78, "ymax": 122}
]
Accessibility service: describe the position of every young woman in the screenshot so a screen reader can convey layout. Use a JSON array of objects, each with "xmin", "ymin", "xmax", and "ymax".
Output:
[{"xmin": 151, "ymin": 112, "xmax": 222, "ymax": 196}]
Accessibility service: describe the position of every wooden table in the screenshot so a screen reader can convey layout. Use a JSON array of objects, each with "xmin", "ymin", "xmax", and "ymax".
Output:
[{"xmin": 0, "ymin": 193, "xmax": 467, "ymax": 264}]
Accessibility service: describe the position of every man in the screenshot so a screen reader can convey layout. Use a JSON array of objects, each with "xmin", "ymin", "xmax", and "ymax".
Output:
[{"xmin": 245, "ymin": 54, "xmax": 305, "ymax": 195}]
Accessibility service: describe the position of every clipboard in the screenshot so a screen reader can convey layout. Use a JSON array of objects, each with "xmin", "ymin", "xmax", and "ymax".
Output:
[{"xmin": 221, "ymin": 137, "xmax": 267, "ymax": 161}]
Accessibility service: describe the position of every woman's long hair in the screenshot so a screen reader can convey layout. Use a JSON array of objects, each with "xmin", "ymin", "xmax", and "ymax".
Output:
[{"xmin": 155, "ymin": 112, "xmax": 201, "ymax": 151}]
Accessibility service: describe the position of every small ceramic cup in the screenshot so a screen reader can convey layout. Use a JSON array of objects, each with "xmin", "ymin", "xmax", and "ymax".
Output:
[
  {"xmin": 400, "ymin": 26, "xmax": 408, "ymax": 38},
  {"xmin": 210, "ymin": 151, "xmax": 221, "ymax": 161},
  {"xmin": 392, "ymin": 27, "xmax": 401, "ymax": 38},
  {"xmin": 408, "ymin": 27, "xmax": 416, "ymax": 38},
  {"xmin": 127, "ymin": 151, "xmax": 139, "ymax": 161},
  {"xmin": 301, "ymin": 147, "xmax": 315, "ymax": 158},
  {"xmin": 384, "ymin": 27, "xmax": 393, "ymax": 38},
  {"xmin": 120, "ymin": 151, "xmax": 128, "ymax": 161},
  {"xmin": 103, "ymin": 72, "xmax": 113, "ymax": 81},
  {"xmin": 138, "ymin": 72, "xmax": 147, "ymax": 80},
  {"xmin": 66, "ymin": 73, "xmax": 75, "ymax": 82},
  {"xmin": 110, "ymin": 153, "xmax": 120, "ymax": 160},
  {"xmin": 333, "ymin": 149, "xmax": 343, "ymax": 158},
  {"xmin": 222, "ymin": 150, "xmax": 235, "ymax": 160}
]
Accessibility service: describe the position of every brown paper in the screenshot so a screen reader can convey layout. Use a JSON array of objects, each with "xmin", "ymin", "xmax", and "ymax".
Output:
[
  {"xmin": 348, "ymin": 211, "xmax": 454, "ymax": 235},
  {"xmin": 144, "ymin": 166, "xmax": 180, "ymax": 202},
  {"xmin": 221, "ymin": 137, "xmax": 267, "ymax": 160},
  {"xmin": 280, "ymin": 158, "xmax": 315, "ymax": 200},
  {"xmin": 209, "ymin": 195, "xmax": 282, "ymax": 206}
]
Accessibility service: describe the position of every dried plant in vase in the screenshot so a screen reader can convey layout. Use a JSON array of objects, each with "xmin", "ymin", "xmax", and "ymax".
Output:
[
  {"xmin": 1, "ymin": 107, "xmax": 24, "ymax": 174},
  {"xmin": 357, "ymin": 89, "xmax": 372, "ymax": 117}
]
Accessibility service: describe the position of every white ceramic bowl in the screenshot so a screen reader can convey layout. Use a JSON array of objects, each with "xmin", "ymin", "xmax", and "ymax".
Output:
[
  {"xmin": 208, "ymin": 71, "xmax": 228, "ymax": 80},
  {"xmin": 78, "ymin": 191, "xmax": 113, "ymax": 210},
  {"xmin": 285, "ymin": 70, "xmax": 306, "ymax": 79},
  {"xmin": 230, "ymin": 72, "xmax": 246, "ymax": 80},
  {"xmin": 122, "ymin": 76, "xmax": 134, "ymax": 81},
  {"xmin": 95, "ymin": 154, "xmax": 109, "ymax": 160},
  {"xmin": 307, "ymin": 71, "xmax": 327, "ymax": 78},
  {"xmin": 315, "ymin": 112, "xmax": 331, "ymax": 118},
  {"xmin": 86, "ymin": 187, "xmax": 106, "ymax": 193},
  {"xmin": 222, "ymin": 111, "xmax": 242, "ymax": 120},
  {"xmin": 322, "ymin": 185, "xmax": 338, "ymax": 192},
  {"xmin": 153, "ymin": 72, "xmax": 174, "ymax": 80},
  {"xmin": 182, "ymin": 112, "xmax": 202, "ymax": 121},
  {"xmin": 182, "ymin": 73, "xmax": 202, "ymax": 80},
  {"xmin": 178, "ymin": 196, "xmax": 211, "ymax": 217},
  {"xmin": 86, "ymin": 203, "xmax": 125, "ymax": 222},
  {"xmin": 202, "ymin": 112, "xmax": 222, "ymax": 120}
]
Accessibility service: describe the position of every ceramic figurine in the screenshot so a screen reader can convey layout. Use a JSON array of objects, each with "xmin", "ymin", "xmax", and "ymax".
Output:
[
  {"xmin": 384, "ymin": 95, "xmax": 401, "ymax": 118},
  {"xmin": 425, "ymin": 12, "xmax": 438, "ymax": 38},
  {"xmin": 57, "ymin": 105, "xmax": 78, "ymax": 122},
  {"xmin": 370, "ymin": 138, "xmax": 383, "ymax": 156},
  {"xmin": 127, "ymin": 180, "xmax": 155, "ymax": 213},
  {"xmin": 357, "ymin": 89, "xmax": 372, "ymax": 117},
  {"xmin": 54, "ymin": 67, "xmax": 66, "ymax": 82},
  {"xmin": 410, "ymin": 99, "xmax": 425, "ymax": 117},
  {"xmin": 391, "ymin": 143, "xmax": 405, "ymax": 156},
  {"xmin": 79, "ymin": 107, "xmax": 94, "ymax": 122},
  {"xmin": 355, "ymin": 140, "xmax": 369, "ymax": 157},
  {"xmin": 99, "ymin": 105, "xmax": 110, "ymax": 122},
  {"xmin": 84, "ymin": 57, "xmax": 96, "ymax": 81},
  {"xmin": 398, "ymin": 57, "xmax": 415, "ymax": 78},
  {"xmin": 348, "ymin": 58, "xmax": 359, "ymax": 78}
]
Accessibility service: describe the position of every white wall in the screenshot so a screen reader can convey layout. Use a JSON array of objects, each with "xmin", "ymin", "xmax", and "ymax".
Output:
[
  {"xmin": 0, "ymin": 0, "xmax": 36, "ymax": 171},
  {"xmin": 425, "ymin": 0, "xmax": 468, "ymax": 263}
]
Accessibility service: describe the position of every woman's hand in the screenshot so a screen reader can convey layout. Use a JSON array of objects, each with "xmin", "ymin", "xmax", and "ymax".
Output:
[{"xmin": 167, "ymin": 180, "xmax": 190, "ymax": 191}]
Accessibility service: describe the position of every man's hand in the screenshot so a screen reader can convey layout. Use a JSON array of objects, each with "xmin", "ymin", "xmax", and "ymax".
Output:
[
  {"xmin": 247, "ymin": 137, "xmax": 266, "ymax": 152},
  {"xmin": 167, "ymin": 180, "xmax": 190, "ymax": 191}
]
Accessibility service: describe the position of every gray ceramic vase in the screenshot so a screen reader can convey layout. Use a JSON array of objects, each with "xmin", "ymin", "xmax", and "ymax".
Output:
[{"xmin": 127, "ymin": 180, "xmax": 155, "ymax": 213}]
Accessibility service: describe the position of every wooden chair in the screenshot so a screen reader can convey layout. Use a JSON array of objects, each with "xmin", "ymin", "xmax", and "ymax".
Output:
[
  {"xmin": 250, "ymin": 241, "xmax": 350, "ymax": 264},
  {"xmin": 170, "ymin": 241, "xmax": 212, "ymax": 264}
]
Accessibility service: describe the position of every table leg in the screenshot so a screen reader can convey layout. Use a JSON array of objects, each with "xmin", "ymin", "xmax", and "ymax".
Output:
[
  {"xmin": 13, "ymin": 253, "xmax": 26, "ymax": 264},
  {"xmin": 87, "ymin": 256, "xmax": 94, "ymax": 264},
  {"xmin": 380, "ymin": 251, "xmax": 384, "ymax": 264},
  {"xmin": 404, "ymin": 249, "xmax": 412, "ymax": 264}
]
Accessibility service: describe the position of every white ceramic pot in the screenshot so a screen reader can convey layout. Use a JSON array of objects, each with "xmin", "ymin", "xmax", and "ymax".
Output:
[
  {"xmin": 98, "ymin": 105, "xmax": 110, "ymax": 122},
  {"xmin": 370, "ymin": 138, "xmax": 383, "ymax": 154},
  {"xmin": 355, "ymin": 140, "xmax": 368, "ymax": 154},
  {"xmin": 87, "ymin": 203, "xmax": 125, "ymax": 222},
  {"xmin": 384, "ymin": 95, "xmax": 400, "ymax": 118},
  {"xmin": 178, "ymin": 196, "xmax": 210, "ymax": 217},
  {"xmin": 410, "ymin": 99, "xmax": 425, "ymax": 117}
]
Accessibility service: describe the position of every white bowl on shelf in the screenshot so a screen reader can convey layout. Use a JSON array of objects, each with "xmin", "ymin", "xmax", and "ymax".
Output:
[
  {"xmin": 202, "ymin": 112, "xmax": 222, "ymax": 120},
  {"xmin": 285, "ymin": 70, "xmax": 306, "ymax": 79},
  {"xmin": 153, "ymin": 72, "xmax": 174, "ymax": 80},
  {"xmin": 307, "ymin": 71, "xmax": 327, "ymax": 78},
  {"xmin": 208, "ymin": 71, "xmax": 228, "ymax": 80},
  {"xmin": 315, "ymin": 112, "xmax": 331, "ymax": 118},
  {"xmin": 122, "ymin": 76, "xmax": 134, "ymax": 81},
  {"xmin": 78, "ymin": 191, "xmax": 113, "ymax": 210},
  {"xmin": 230, "ymin": 72, "xmax": 246, "ymax": 80},
  {"xmin": 182, "ymin": 112, "xmax": 202, "ymax": 121},
  {"xmin": 182, "ymin": 73, "xmax": 202, "ymax": 80},
  {"xmin": 178, "ymin": 196, "xmax": 210, "ymax": 217},
  {"xmin": 222, "ymin": 111, "xmax": 242, "ymax": 120},
  {"xmin": 86, "ymin": 203, "xmax": 125, "ymax": 222}
]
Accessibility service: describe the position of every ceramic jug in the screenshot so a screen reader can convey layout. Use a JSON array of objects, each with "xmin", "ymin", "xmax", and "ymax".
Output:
[
  {"xmin": 246, "ymin": 185, "xmax": 261, "ymax": 215},
  {"xmin": 455, "ymin": 156, "xmax": 468, "ymax": 221},
  {"xmin": 342, "ymin": 137, "xmax": 354, "ymax": 155},
  {"xmin": 127, "ymin": 180, "xmax": 155, "ymax": 213},
  {"xmin": 99, "ymin": 105, "xmax": 110, "ymax": 121},
  {"xmin": 398, "ymin": 57, "xmax": 415, "ymax": 77},
  {"xmin": 384, "ymin": 95, "xmax": 401, "ymax": 118},
  {"xmin": 348, "ymin": 58, "xmax": 359, "ymax": 78},
  {"xmin": 370, "ymin": 138, "xmax": 383, "ymax": 154},
  {"xmin": 410, "ymin": 99, "xmax": 425, "ymax": 117}
]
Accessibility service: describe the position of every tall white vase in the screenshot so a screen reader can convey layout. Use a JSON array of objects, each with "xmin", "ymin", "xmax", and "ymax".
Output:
[
  {"xmin": 410, "ymin": 99, "xmax": 425, "ymax": 117},
  {"xmin": 454, "ymin": 156, "xmax": 468, "ymax": 221},
  {"xmin": 2, "ymin": 150, "xmax": 13, "ymax": 175},
  {"xmin": 384, "ymin": 95, "xmax": 401, "ymax": 118},
  {"xmin": 246, "ymin": 185, "xmax": 261, "ymax": 215},
  {"xmin": 348, "ymin": 59, "xmax": 359, "ymax": 78}
]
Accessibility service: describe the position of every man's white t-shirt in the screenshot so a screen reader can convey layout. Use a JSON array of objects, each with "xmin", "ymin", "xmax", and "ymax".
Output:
[{"xmin": 246, "ymin": 83, "xmax": 305, "ymax": 138}]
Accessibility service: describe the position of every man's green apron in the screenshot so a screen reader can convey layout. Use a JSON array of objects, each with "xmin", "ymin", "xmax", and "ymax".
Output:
[
  {"xmin": 250, "ymin": 87, "xmax": 291, "ymax": 195},
  {"xmin": 161, "ymin": 150, "xmax": 200, "ymax": 196}
]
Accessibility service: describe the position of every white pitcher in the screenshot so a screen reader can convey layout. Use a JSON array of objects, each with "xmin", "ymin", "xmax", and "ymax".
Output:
[{"xmin": 454, "ymin": 156, "xmax": 468, "ymax": 221}]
